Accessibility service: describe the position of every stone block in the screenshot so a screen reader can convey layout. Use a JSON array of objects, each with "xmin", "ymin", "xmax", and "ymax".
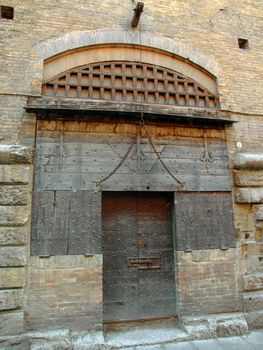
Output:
[
  {"xmin": 0, "ymin": 206, "xmax": 29, "ymax": 226},
  {"xmin": 243, "ymin": 291, "xmax": 263, "ymax": 312},
  {"xmin": 181, "ymin": 313, "xmax": 248, "ymax": 339},
  {"xmin": 255, "ymin": 205, "xmax": 263, "ymax": 221},
  {"xmin": 0, "ymin": 247, "xmax": 27, "ymax": 267},
  {"xmin": 235, "ymin": 189, "xmax": 263, "ymax": 204},
  {"xmin": 241, "ymin": 242, "xmax": 263, "ymax": 255},
  {"xmin": 0, "ymin": 311, "xmax": 24, "ymax": 336},
  {"xmin": 244, "ymin": 310, "xmax": 263, "ymax": 329},
  {"xmin": 180, "ymin": 315, "xmax": 217, "ymax": 339},
  {"xmin": 0, "ymin": 145, "xmax": 33, "ymax": 165},
  {"xmin": 0, "ymin": 186, "xmax": 28, "ymax": 205},
  {"xmin": 30, "ymin": 339, "xmax": 72, "ymax": 350},
  {"xmin": 72, "ymin": 331, "xmax": 106, "ymax": 350},
  {"xmin": 0, "ymin": 165, "xmax": 31, "ymax": 184},
  {"xmin": 0, "ymin": 226, "xmax": 28, "ymax": 246},
  {"xmin": 234, "ymin": 171, "xmax": 263, "ymax": 187},
  {"xmin": 244, "ymin": 273, "xmax": 263, "ymax": 291},
  {"xmin": 0, "ymin": 337, "xmax": 30, "ymax": 350},
  {"xmin": 233, "ymin": 153, "xmax": 263, "ymax": 170},
  {"xmin": 215, "ymin": 314, "xmax": 248, "ymax": 337},
  {"xmin": 0, "ymin": 268, "xmax": 25, "ymax": 288},
  {"xmin": 0, "ymin": 289, "xmax": 23, "ymax": 311}
]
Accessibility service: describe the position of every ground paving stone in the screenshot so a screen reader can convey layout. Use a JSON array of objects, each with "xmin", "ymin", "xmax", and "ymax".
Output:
[
  {"xmin": 190, "ymin": 339, "xmax": 225, "ymax": 350},
  {"xmin": 217, "ymin": 336, "xmax": 256, "ymax": 350},
  {"xmin": 242, "ymin": 330, "xmax": 263, "ymax": 347},
  {"xmin": 164, "ymin": 342, "xmax": 196, "ymax": 349}
]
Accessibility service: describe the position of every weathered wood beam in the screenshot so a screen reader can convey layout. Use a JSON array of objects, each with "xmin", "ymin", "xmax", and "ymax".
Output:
[{"xmin": 25, "ymin": 97, "xmax": 235, "ymax": 124}]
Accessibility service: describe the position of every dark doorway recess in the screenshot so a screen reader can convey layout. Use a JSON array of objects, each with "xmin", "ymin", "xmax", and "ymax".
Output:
[{"xmin": 102, "ymin": 192, "xmax": 176, "ymax": 322}]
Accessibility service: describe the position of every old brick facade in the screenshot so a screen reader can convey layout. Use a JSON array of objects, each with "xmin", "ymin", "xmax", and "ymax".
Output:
[{"xmin": 0, "ymin": 0, "xmax": 263, "ymax": 347}]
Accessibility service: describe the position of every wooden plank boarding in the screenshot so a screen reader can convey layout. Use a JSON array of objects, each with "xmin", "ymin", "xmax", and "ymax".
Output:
[
  {"xmin": 175, "ymin": 192, "xmax": 236, "ymax": 251},
  {"xmin": 31, "ymin": 119, "xmax": 233, "ymax": 256},
  {"xmin": 34, "ymin": 120, "xmax": 231, "ymax": 193},
  {"xmin": 31, "ymin": 190, "xmax": 101, "ymax": 256}
]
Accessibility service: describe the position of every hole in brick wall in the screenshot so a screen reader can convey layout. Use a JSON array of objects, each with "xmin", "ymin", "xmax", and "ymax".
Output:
[
  {"xmin": 245, "ymin": 233, "xmax": 250, "ymax": 239},
  {"xmin": 259, "ymin": 257, "xmax": 263, "ymax": 262},
  {"xmin": 1, "ymin": 6, "xmax": 14, "ymax": 20},
  {"xmin": 238, "ymin": 38, "xmax": 249, "ymax": 50}
]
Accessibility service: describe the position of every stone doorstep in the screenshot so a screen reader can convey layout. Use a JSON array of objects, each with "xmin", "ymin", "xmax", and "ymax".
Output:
[
  {"xmin": 180, "ymin": 313, "xmax": 248, "ymax": 339},
  {"xmin": 0, "ymin": 313, "xmax": 250, "ymax": 349}
]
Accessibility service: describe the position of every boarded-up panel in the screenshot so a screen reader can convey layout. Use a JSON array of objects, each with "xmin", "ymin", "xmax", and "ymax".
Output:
[
  {"xmin": 175, "ymin": 192, "xmax": 236, "ymax": 251},
  {"xmin": 34, "ymin": 120, "xmax": 231, "ymax": 192},
  {"xmin": 31, "ymin": 190, "xmax": 101, "ymax": 256},
  {"xmin": 32, "ymin": 120, "xmax": 232, "ymax": 256}
]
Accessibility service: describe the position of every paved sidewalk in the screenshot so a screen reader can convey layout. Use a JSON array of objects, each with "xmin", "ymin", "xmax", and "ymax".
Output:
[{"xmin": 119, "ymin": 331, "xmax": 263, "ymax": 350}]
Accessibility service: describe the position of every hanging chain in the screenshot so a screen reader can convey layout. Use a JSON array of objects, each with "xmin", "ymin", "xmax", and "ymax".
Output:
[
  {"xmin": 96, "ymin": 124, "xmax": 142, "ymax": 187},
  {"xmin": 200, "ymin": 130, "xmax": 214, "ymax": 172},
  {"xmin": 142, "ymin": 121, "xmax": 184, "ymax": 187},
  {"xmin": 96, "ymin": 117, "xmax": 184, "ymax": 189}
]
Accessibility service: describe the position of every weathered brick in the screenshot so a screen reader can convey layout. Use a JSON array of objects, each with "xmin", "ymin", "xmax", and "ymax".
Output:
[
  {"xmin": 27, "ymin": 255, "xmax": 102, "ymax": 331},
  {"xmin": 0, "ymin": 186, "xmax": 28, "ymax": 205},
  {"xmin": 0, "ymin": 290, "xmax": 23, "ymax": 311},
  {"xmin": 0, "ymin": 145, "xmax": 33, "ymax": 165},
  {"xmin": 244, "ymin": 273, "xmax": 263, "ymax": 291},
  {"xmin": 0, "ymin": 247, "xmax": 27, "ymax": 267},
  {"xmin": 0, "ymin": 226, "xmax": 28, "ymax": 246},
  {"xmin": 255, "ymin": 205, "xmax": 263, "ymax": 221},
  {"xmin": 0, "ymin": 268, "xmax": 25, "ymax": 288},
  {"xmin": 233, "ymin": 154, "xmax": 263, "ymax": 170},
  {"xmin": 0, "ymin": 311, "xmax": 24, "ymax": 336},
  {"xmin": 0, "ymin": 206, "xmax": 29, "ymax": 226},
  {"xmin": 235, "ymin": 189, "xmax": 263, "ymax": 204},
  {"xmin": 243, "ymin": 292, "xmax": 263, "ymax": 312},
  {"xmin": 234, "ymin": 171, "xmax": 263, "ymax": 187},
  {"xmin": 0, "ymin": 165, "xmax": 31, "ymax": 184}
]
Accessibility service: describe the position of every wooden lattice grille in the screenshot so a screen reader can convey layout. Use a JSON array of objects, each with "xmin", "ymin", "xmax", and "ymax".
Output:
[{"xmin": 42, "ymin": 61, "xmax": 218, "ymax": 108}]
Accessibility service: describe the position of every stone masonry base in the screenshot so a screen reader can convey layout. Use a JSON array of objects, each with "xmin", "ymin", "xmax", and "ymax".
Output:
[{"xmin": 0, "ymin": 312, "xmax": 251, "ymax": 350}]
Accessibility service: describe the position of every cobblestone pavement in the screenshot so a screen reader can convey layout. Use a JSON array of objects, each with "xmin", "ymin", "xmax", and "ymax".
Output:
[{"xmin": 119, "ymin": 331, "xmax": 263, "ymax": 350}]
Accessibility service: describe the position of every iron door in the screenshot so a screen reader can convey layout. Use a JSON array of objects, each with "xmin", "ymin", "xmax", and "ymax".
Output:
[{"xmin": 102, "ymin": 192, "xmax": 176, "ymax": 322}]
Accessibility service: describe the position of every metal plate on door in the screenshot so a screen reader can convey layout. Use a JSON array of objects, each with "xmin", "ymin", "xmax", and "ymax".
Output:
[{"xmin": 128, "ymin": 257, "xmax": 160, "ymax": 270}]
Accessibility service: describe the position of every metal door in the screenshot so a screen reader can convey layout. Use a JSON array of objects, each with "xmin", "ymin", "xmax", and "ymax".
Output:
[{"xmin": 102, "ymin": 192, "xmax": 176, "ymax": 322}]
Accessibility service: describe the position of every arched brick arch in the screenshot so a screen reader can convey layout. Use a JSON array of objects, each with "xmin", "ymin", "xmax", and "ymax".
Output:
[
  {"xmin": 34, "ymin": 29, "xmax": 219, "ymax": 83},
  {"xmin": 35, "ymin": 29, "xmax": 218, "ymax": 74}
]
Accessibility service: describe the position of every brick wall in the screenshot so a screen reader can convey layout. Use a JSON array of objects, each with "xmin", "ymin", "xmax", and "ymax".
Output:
[
  {"xmin": 26, "ymin": 255, "xmax": 102, "ymax": 331},
  {"xmin": 176, "ymin": 249, "xmax": 242, "ymax": 315}
]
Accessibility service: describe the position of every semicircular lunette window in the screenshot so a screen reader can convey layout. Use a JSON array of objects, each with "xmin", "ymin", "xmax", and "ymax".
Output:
[{"xmin": 42, "ymin": 61, "xmax": 218, "ymax": 108}]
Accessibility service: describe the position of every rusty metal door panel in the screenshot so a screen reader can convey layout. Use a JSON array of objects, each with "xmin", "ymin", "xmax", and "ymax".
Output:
[
  {"xmin": 102, "ymin": 192, "xmax": 139, "ymax": 321},
  {"xmin": 175, "ymin": 192, "xmax": 236, "ymax": 251},
  {"xmin": 102, "ymin": 192, "xmax": 176, "ymax": 322}
]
